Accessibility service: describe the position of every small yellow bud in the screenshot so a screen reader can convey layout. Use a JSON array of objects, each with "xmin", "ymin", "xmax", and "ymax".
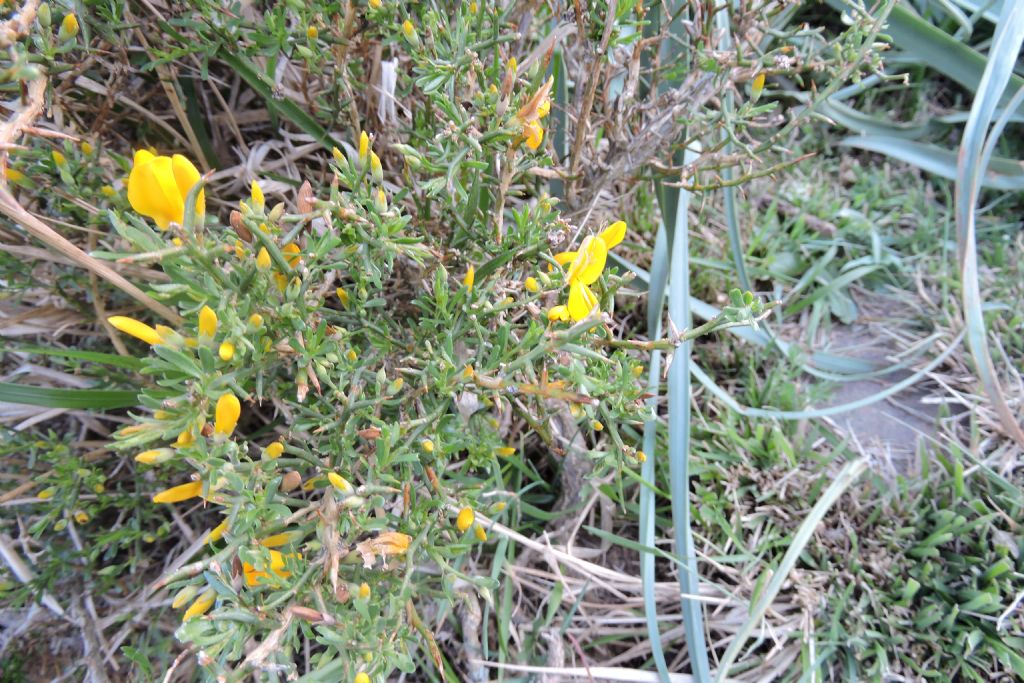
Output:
[
  {"xmin": 198, "ymin": 305, "xmax": 217, "ymax": 339},
  {"xmin": 462, "ymin": 364, "xmax": 474, "ymax": 379},
  {"xmin": 153, "ymin": 409, "xmax": 172, "ymax": 419},
  {"xmin": 38, "ymin": 486, "xmax": 56, "ymax": 500},
  {"xmin": 135, "ymin": 448, "xmax": 174, "ymax": 465},
  {"xmin": 591, "ymin": 420, "xmax": 604, "ymax": 432},
  {"xmin": 332, "ymin": 146, "xmax": 345, "ymax": 164},
  {"xmin": 108, "ymin": 316, "xmax": 164, "ymax": 346},
  {"xmin": 80, "ymin": 141, "xmax": 94, "ymax": 156},
  {"xmin": 632, "ymin": 365, "xmax": 644, "ymax": 377},
  {"xmin": 249, "ymin": 313, "xmax": 264, "ymax": 328},
  {"xmin": 256, "ymin": 247, "xmax": 271, "ymax": 270},
  {"xmin": 265, "ymin": 441, "xmax": 285, "ymax": 459},
  {"xmin": 358, "ymin": 131, "xmax": 370, "ymax": 167},
  {"xmin": 52, "ymin": 150, "xmax": 67, "ymax": 166},
  {"xmin": 5, "ymin": 168, "xmax": 26, "ymax": 184},
  {"xmin": 74, "ymin": 511, "xmax": 89, "ymax": 524},
  {"xmin": 456, "ymin": 507, "xmax": 474, "ymax": 533},
  {"xmin": 358, "ymin": 582, "xmax": 371, "ymax": 599},
  {"xmin": 215, "ymin": 393, "xmax": 241, "ymax": 437},
  {"xmin": 346, "ymin": 349, "xmax": 358, "ymax": 362},
  {"xmin": 183, "ymin": 588, "xmax": 216, "ymax": 621},
  {"xmin": 59, "ymin": 13, "xmax": 79, "ymax": 41},
  {"xmin": 251, "ymin": 180, "xmax": 265, "ymax": 208},
  {"xmin": 469, "ymin": 1, "xmax": 477, "ymax": 13},
  {"xmin": 152, "ymin": 480, "xmax": 203, "ymax": 504},
  {"xmin": 328, "ymin": 472, "xmax": 353, "ymax": 493},
  {"xmin": 92, "ymin": 483, "xmax": 105, "ymax": 494},
  {"xmin": 336, "ymin": 287, "xmax": 350, "ymax": 307},
  {"xmin": 402, "ymin": 19, "xmax": 417, "ymax": 43},
  {"xmin": 474, "ymin": 525, "xmax": 488, "ymax": 542},
  {"xmin": 100, "ymin": 184, "xmax": 116, "ymax": 197},
  {"xmin": 636, "ymin": 450, "xmax": 647, "ymax": 463},
  {"xmin": 490, "ymin": 501, "xmax": 507, "ymax": 514},
  {"xmin": 463, "ymin": 265, "xmax": 475, "ymax": 292},
  {"xmin": 173, "ymin": 430, "xmax": 195, "ymax": 448},
  {"xmin": 370, "ymin": 151, "xmax": 383, "ymax": 184},
  {"xmin": 495, "ymin": 446, "xmax": 516, "ymax": 457},
  {"xmin": 206, "ymin": 520, "xmax": 228, "ymax": 543},
  {"xmin": 374, "ymin": 188, "xmax": 387, "ymax": 212},
  {"xmin": 546, "ymin": 305, "xmax": 569, "ymax": 322},
  {"xmin": 355, "ymin": 673, "xmax": 371, "ymax": 683},
  {"xmin": 569, "ymin": 403, "xmax": 583, "ymax": 418},
  {"xmin": 306, "ymin": 25, "xmax": 319, "ymax": 40},
  {"xmin": 751, "ymin": 72, "xmax": 766, "ymax": 102},
  {"xmin": 369, "ymin": 0, "xmax": 381, "ymax": 7},
  {"xmin": 171, "ymin": 584, "xmax": 200, "ymax": 609},
  {"xmin": 218, "ymin": 341, "xmax": 235, "ymax": 362},
  {"xmin": 421, "ymin": 439, "xmax": 434, "ymax": 453},
  {"xmin": 524, "ymin": 276, "xmax": 539, "ymax": 293}
]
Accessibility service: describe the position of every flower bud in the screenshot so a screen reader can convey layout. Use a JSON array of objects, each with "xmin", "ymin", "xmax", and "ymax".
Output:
[
  {"xmin": 171, "ymin": 584, "xmax": 199, "ymax": 609},
  {"xmin": 59, "ymin": 13, "xmax": 79, "ymax": 42},
  {"xmin": 265, "ymin": 441, "xmax": 284, "ymax": 459},
  {"xmin": 135, "ymin": 448, "xmax": 175, "ymax": 465},
  {"xmin": 256, "ymin": 247, "xmax": 271, "ymax": 270},
  {"xmin": 370, "ymin": 152, "xmax": 383, "ymax": 184},
  {"xmin": 214, "ymin": 392, "xmax": 241, "ymax": 437},
  {"xmin": 218, "ymin": 341, "xmax": 235, "ymax": 362},
  {"xmin": 456, "ymin": 507, "xmax": 474, "ymax": 532}
]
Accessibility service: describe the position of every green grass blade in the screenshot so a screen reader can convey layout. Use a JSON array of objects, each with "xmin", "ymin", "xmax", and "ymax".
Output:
[
  {"xmin": 713, "ymin": 458, "xmax": 869, "ymax": 681},
  {"xmin": 5, "ymin": 345, "xmax": 143, "ymax": 370},
  {"xmin": 839, "ymin": 136, "xmax": 1024, "ymax": 190},
  {"xmin": 955, "ymin": 0, "xmax": 1024, "ymax": 445},
  {"xmin": 665, "ymin": 145, "xmax": 711, "ymax": 682},
  {"xmin": 0, "ymin": 382, "xmax": 138, "ymax": 409},
  {"xmin": 641, "ymin": 221, "xmax": 671, "ymax": 681}
]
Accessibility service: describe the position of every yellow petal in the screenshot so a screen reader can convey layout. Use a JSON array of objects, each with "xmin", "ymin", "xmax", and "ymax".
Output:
[
  {"xmin": 456, "ymin": 507, "xmax": 474, "ymax": 533},
  {"xmin": 597, "ymin": 220, "xmax": 626, "ymax": 250},
  {"xmin": 282, "ymin": 243, "xmax": 301, "ymax": 267},
  {"xmin": 214, "ymin": 393, "xmax": 241, "ymax": 436},
  {"xmin": 206, "ymin": 520, "xmax": 229, "ymax": 543},
  {"xmin": 553, "ymin": 251, "xmax": 577, "ymax": 266},
  {"xmin": 152, "ymin": 480, "xmax": 203, "ymax": 504},
  {"xmin": 171, "ymin": 154, "xmax": 204, "ymax": 216},
  {"xmin": 328, "ymin": 472, "xmax": 353, "ymax": 493},
  {"xmin": 524, "ymin": 120, "xmax": 544, "ymax": 150},
  {"xmin": 108, "ymin": 316, "xmax": 163, "ymax": 345},
  {"xmin": 265, "ymin": 441, "xmax": 284, "ymax": 459},
  {"xmin": 198, "ymin": 305, "xmax": 217, "ymax": 338},
  {"xmin": 546, "ymin": 305, "xmax": 569, "ymax": 322},
  {"xmin": 463, "ymin": 265, "xmax": 475, "ymax": 291},
  {"xmin": 218, "ymin": 341, "xmax": 235, "ymax": 361},
  {"xmin": 567, "ymin": 281, "xmax": 599, "ymax": 321},
  {"xmin": 565, "ymin": 236, "xmax": 606, "ymax": 286}
]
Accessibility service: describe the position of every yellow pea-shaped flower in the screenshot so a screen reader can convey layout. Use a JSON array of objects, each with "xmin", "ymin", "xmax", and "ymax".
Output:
[
  {"xmin": 214, "ymin": 393, "xmax": 241, "ymax": 437},
  {"xmin": 127, "ymin": 150, "xmax": 205, "ymax": 230}
]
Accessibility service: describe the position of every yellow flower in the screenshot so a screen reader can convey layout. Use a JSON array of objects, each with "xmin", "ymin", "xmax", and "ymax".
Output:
[
  {"xmin": 307, "ymin": 25, "xmax": 319, "ymax": 40},
  {"xmin": 402, "ymin": 19, "xmax": 418, "ymax": 44},
  {"xmin": 355, "ymin": 673, "xmax": 371, "ymax": 683},
  {"xmin": 5, "ymin": 168, "xmax": 26, "ymax": 184},
  {"xmin": 524, "ymin": 276, "xmax": 539, "ymax": 293},
  {"xmin": 456, "ymin": 507, "xmax": 474, "ymax": 533},
  {"xmin": 52, "ymin": 150, "xmax": 67, "ymax": 166},
  {"xmin": 469, "ymin": 0, "xmax": 477, "ymax": 13},
  {"xmin": 218, "ymin": 341, "xmax": 235, "ymax": 361},
  {"xmin": 345, "ymin": 349, "xmax": 358, "ymax": 362},
  {"xmin": 80, "ymin": 141, "xmax": 94, "ymax": 156},
  {"xmin": 108, "ymin": 316, "xmax": 163, "ymax": 345},
  {"xmin": 135, "ymin": 448, "xmax": 174, "ymax": 465},
  {"xmin": 256, "ymin": 247, "xmax": 271, "ymax": 270},
  {"xmin": 336, "ymin": 287, "xmax": 350, "ymax": 307},
  {"xmin": 251, "ymin": 180, "xmax": 264, "ymax": 209},
  {"xmin": 591, "ymin": 419, "xmax": 604, "ymax": 431},
  {"xmin": 100, "ymin": 184, "xmax": 116, "ymax": 197},
  {"xmin": 38, "ymin": 487, "xmax": 55, "ymax": 500},
  {"xmin": 265, "ymin": 441, "xmax": 284, "ymax": 459},
  {"xmin": 207, "ymin": 519, "xmax": 229, "ymax": 543},
  {"xmin": 369, "ymin": 0, "xmax": 381, "ymax": 7},
  {"xmin": 126, "ymin": 150, "xmax": 204, "ymax": 230},
  {"xmin": 523, "ymin": 120, "xmax": 544, "ymax": 150},
  {"xmin": 565, "ymin": 235, "xmax": 607, "ymax": 286},
  {"xmin": 358, "ymin": 582, "xmax": 371, "ymax": 599},
  {"xmin": 248, "ymin": 313, "xmax": 264, "ymax": 328},
  {"xmin": 374, "ymin": 188, "xmax": 388, "ymax": 212},
  {"xmin": 183, "ymin": 588, "xmax": 216, "ymax": 621},
  {"xmin": 198, "ymin": 305, "xmax": 217, "ymax": 338},
  {"xmin": 421, "ymin": 439, "xmax": 434, "ymax": 453},
  {"xmin": 537, "ymin": 97, "xmax": 551, "ymax": 119},
  {"xmin": 550, "ymin": 221, "xmax": 627, "ymax": 322},
  {"xmin": 463, "ymin": 265, "xmax": 475, "ymax": 292},
  {"xmin": 370, "ymin": 151, "xmax": 383, "ymax": 184},
  {"xmin": 495, "ymin": 446, "xmax": 516, "ymax": 456},
  {"xmin": 74, "ymin": 511, "xmax": 89, "ymax": 524},
  {"xmin": 474, "ymin": 525, "xmax": 488, "ymax": 542},
  {"xmin": 282, "ymin": 243, "xmax": 301, "ymax": 267},
  {"xmin": 152, "ymin": 480, "xmax": 203, "ymax": 504},
  {"xmin": 214, "ymin": 393, "xmax": 241, "ymax": 437},
  {"xmin": 243, "ymin": 550, "xmax": 296, "ymax": 586}
]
